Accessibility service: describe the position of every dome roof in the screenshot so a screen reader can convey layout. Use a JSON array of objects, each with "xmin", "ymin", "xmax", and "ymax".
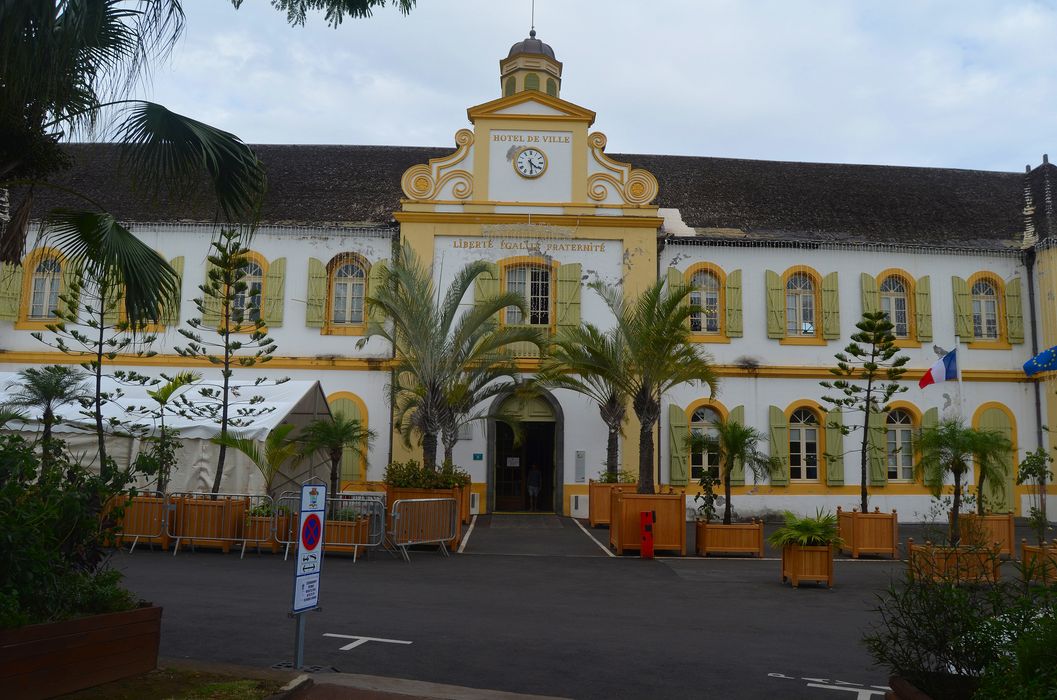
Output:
[{"xmin": 507, "ymin": 29, "xmax": 556, "ymax": 60}]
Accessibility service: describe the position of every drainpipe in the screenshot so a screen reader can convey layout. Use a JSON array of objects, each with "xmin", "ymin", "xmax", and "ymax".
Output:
[
  {"xmin": 657, "ymin": 235, "xmax": 666, "ymax": 488},
  {"xmin": 1025, "ymin": 247, "xmax": 1043, "ymax": 450}
]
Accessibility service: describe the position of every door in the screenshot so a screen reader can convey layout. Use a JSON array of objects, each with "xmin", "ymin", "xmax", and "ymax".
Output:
[{"xmin": 493, "ymin": 422, "xmax": 556, "ymax": 511}]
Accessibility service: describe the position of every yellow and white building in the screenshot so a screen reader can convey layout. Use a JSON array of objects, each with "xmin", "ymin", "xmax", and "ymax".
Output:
[{"xmin": 2, "ymin": 31, "xmax": 1054, "ymax": 520}]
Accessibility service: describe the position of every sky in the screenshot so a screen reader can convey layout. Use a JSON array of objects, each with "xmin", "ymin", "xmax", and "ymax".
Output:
[{"xmin": 143, "ymin": 0, "xmax": 1057, "ymax": 173}]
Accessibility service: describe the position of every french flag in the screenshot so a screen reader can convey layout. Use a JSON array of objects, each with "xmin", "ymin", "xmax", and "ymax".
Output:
[{"xmin": 919, "ymin": 349, "xmax": 958, "ymax": 389}]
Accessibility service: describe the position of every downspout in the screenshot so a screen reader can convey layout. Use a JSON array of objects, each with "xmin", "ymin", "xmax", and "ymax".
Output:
[
  {"xmin": 657, "ymin": 233, "xmax": 667, "ymax": 489},
  {"xmin": 1025, "ymin": 246, "xmax": 1043, "ymax": 449}
]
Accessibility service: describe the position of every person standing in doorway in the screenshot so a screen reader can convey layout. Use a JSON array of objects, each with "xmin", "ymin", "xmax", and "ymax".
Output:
[{"xmin": 527, "ymin": 463, "xmax": 542, "ymax": 511}]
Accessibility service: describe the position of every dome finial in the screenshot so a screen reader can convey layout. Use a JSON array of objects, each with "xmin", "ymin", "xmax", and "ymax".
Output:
[
  {"xmin": 530, "ymin": 0, "xmax": 535, "ymax": 36},
  {"xmin": 529, "ymin": 28, "xmax": 536, "ymax": 38}
]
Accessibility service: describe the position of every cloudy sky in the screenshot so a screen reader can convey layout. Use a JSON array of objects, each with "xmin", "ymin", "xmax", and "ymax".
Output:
[{"xmin": 145, "ymin": 1, "xmax": 1057, "ymax": 172}]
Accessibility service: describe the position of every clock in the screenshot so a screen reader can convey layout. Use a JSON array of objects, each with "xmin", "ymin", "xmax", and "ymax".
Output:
[{"xmin": 513, "ymin": 147, "xmax": 547, "ymax": 178}]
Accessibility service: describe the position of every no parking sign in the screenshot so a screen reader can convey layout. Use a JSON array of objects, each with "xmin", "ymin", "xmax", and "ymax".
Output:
[{"xmin": 292, "ymin": 483, "xmax": 327, "ymax": 613}]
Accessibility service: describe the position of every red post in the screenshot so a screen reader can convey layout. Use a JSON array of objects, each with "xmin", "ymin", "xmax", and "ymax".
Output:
[{"xmin": 640, "ymin": 510, "xmax": 654, "ymax": 559}]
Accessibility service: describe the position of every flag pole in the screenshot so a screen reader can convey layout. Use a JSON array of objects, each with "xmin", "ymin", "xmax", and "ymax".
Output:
[{"xmin": 955, "ymin": 340, "xmax": 965, "ymax": 421}]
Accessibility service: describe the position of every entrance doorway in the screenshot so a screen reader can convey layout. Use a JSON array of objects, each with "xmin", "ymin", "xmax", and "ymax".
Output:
[{"xmin": 494, "ymin": 422, "xmax": 555, "ymax": 512}]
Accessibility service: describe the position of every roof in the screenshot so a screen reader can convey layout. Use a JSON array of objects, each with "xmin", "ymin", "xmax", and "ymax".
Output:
[
  {"xmin": 507, "ymin": 29, "xmax": 556, "ymax": 60},
  {"xmin": 25, "ymin": 143, "xmax": 1047, "ymax": 251}
]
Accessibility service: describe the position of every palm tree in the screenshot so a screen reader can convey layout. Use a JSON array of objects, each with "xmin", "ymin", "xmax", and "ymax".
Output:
[
  {"xmin": 538, "ymin": 324, "xmax": 628, "ymax": 479},
  {"xmin": 144, "ymin": 370, "xmax": 200, "ymax": 493},
  {"xmin": 1, "ymin": 1, "xmax": 266, "ymax": 323},
  {"xmin": 591, "ymin": 279, "xmax": 718, "ymax": 494},
  {"xmin": 5, "ymin": 365, "xmax": 88, "ymax": 460},
  {"xmin": 915, "ymin": 418, "xmax": 1012, "ymax": 547},
  {"xmin": 213, "ymin": 424, "xmax": 304, "ymax": 496},
  {"xmin": 362, "ymin": 242, "xmax": 545, "ymax": 470},
  {"xmin": 299, "ymin": 415, "xmax": 376, "ymax": 499},
  {"xmin": 687, "ymin": 418, "xmax": 781, "ymax": 525}
]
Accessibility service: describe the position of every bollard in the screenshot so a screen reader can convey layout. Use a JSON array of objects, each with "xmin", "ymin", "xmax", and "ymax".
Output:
[{"xmin": 640, "ymin": 510, "xmax": 654, "ymax": 559}]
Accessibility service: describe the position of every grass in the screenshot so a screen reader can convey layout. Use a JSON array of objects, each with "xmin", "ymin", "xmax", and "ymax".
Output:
[{"xmin": 61, "ymin": 667, "xmax": 288, "ymax": 700}]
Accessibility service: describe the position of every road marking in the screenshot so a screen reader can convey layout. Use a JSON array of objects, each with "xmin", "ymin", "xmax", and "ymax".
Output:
[
  {"xmin": 573, "ymin": 518, "xmax": 615, "ymax": 558},
  {"xmin": 458, "ymin": 514, "xmax": 477, "ymax": 553},
  {"xmin": 323, "ymin": 633, "xmax": 413, "ymax": 651}
]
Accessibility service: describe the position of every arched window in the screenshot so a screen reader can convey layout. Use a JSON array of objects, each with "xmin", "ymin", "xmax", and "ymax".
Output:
[
  {"xmin": 886, "ymin": 410, "xmax": 915, "ymax": 481},
  {"xmin": 789, "ymin": 408, "xmax": 819, "ymax": 481},
  {"xmin": 545, "ymin": 78, "xmax": 557, "ymax": 97},
  {"xmin": 29, "ymin": 258, "xmax": 62, "ymax": 320},
  {"xmin": 690, "ymin": 270, "xmax": 721, "ymax": 335},
  {"xmin": 971, "ymin": 279, "xmax": 999, "ymax": 340},
  {"xmin": 879, "ymin": 275, "xmax": 910, "ymax": 338},
  {"xmin": 504, "ymin": 76, "xmax": 516, "ymax": 97},
  {"xmin": 331, "ymin": 258, "xmax": 367, "ymax": 325},
  {"xmin": 786, "ymin": 273, "xmax": 816, "ymax": 337},
  {"xmin": 524, "ymin": 73, "xmax": 540, "ymax": 91},
  {"xmin": 505, "ymin": 264, "xmax": 550, "ymax": 326},
  {"xmin": 690, "ymin": 406, "xmax": 721, "ymax": 481},
  {"xmin": 233, "ymin": 260, "xmax": 263, "ymax": 323}
]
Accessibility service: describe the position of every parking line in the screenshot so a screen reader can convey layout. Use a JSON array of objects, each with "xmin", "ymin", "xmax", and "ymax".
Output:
[
  {"xmin": 573, "ymin": 518, "xmax": 615, "ymax": 557},
  {"xmin": 458, "ymin": 514, "xmax": 477, "ymax": 553}
]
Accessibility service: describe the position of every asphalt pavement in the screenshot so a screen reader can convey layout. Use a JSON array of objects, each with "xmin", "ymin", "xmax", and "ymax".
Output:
[{"xmin": 111, "ymin": 515, "xmax": 964, "ymax": 700}]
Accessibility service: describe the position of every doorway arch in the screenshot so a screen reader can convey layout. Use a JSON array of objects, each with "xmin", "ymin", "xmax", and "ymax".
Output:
[{"xmin": 486, "ymin": 389, "xmax": 565, "ymax": 513}]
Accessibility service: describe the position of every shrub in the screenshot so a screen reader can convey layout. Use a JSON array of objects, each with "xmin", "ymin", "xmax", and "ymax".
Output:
[
  {"xmin": 767, "ymin": 509, "xmax": 842, "ymax": 548},
  {"xmin": 595, "ymin": 469, "xmax": 636, "ymax": 484},
  {"xmin": 383, "ymin": 459, "xmax": 470, "ymax": 488}
]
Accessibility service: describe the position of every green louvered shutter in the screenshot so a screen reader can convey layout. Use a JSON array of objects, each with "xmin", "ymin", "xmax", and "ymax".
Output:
[
  {"xmin": 978, "ymin": 407, "xmax": 1014, "ymax": 512},
  {"xmin": 822, "ymin": 272, "xmax": 840, "ymax": 340},
  {"xmin": 666, "ymin": 266, "xmax": 682, "ymax": 294},
  {"xmin": 728, "ymin": 405, "xmax": 746, "ymax": 486},
  {"xmin": 860, "ymin": 273, "xmax": 879, "ymax": 315},
  {"xmin": 1005, "ymin": 277, "xmax": 1024, "ymax": 344},
  {"xmin": 769, "ymin": 406, "xmax": 789, "ymax": 486},
  {"xmin": 60, "ymin": 263, "xmax": 81, "ymax": 319},
  {"xmin": 915, "ymin": 275, "xmax": 932, "ymax": 342},
  {"xmin": 0, "ymin": 263, "xmax": 23, "ymax": 320},
  {"xmin": 952, "ymin": 276, "xmax": 972, "ymax": 339},
  {"xmin": 922, "ymin": 408, "xmax": 941, "ymax": 488},
  {"xmin": 473, "ymin": 261, "xmax": 500, "ymax": 321},
  {"xmin": 329, "ymin": 397, "xmax": 364, "ymax": 483},
  {"xmin": 726, "ymin": 269, "xmax": 743, "ymax": 337},
  {"xmin": 161, "ymin": 256, "xmax": 184, "ymax": 327},
  {"xmin": 262, "ymin": 257, "xmax": 285, "ymax": 327},
  {"xmin": 201, "ymin": 259, "xmax": 221, "ymax": 328},
  {"xmin": 366, "ymin": 258, "xmax": 389, "ymax": 327},
  {"xmin": 765, "ymin": 270, "xmax": 783, "ymax": 339},
  {"xmin": 668, "ymin": 404, "xmax": 689, "ymax": 487},
  {"xmin": 867, "ymin": 411, "xmax": 887, "ymax": 486},
  {"xmin": 826, "ymin": 408, "xmax": 844, "ymax": 486},
  {"xmin": 556, "ymin": 263, "xmax": 582, "ymax": 334},
  {"xmin": 306, "ymin": 258, "xmax": 327, "ymax": 328}
]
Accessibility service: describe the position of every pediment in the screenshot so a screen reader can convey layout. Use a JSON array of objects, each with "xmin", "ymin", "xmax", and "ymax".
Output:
[{"xmin": 467, "ymin": 92, "xmax": 596, "ymax": 125}]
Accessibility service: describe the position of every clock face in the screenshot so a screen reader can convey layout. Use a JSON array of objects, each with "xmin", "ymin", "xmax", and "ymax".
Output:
[{"xmin": 514, "ymin": 148, "xmax": 547, "ymax": 178}]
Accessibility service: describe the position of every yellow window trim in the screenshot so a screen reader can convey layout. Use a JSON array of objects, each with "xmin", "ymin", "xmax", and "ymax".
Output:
[
  {"xmin": 326, "ymin": 390, "xmax": 370, "ymax": 476},
  {"xmin": 881, "ymin": 401, "xmax": 922, "ymax": 486},
  {"xmin": 17, "ymin": 247, "xmax": 66, "ymax": 329},
  {"xmin": 780, "ymin": 265, "xmax": 825, "ymax": 343},
  {"xmin": 684, "ymin": 262, "xmax": 727, "ymax": 342},
  {"xmin": 966, "ymin": 271, "xmax": 1008, "ymax": 346},
  {"xmin": 325, "ymin": 252, "xmax": 370, "ymax": 333},
  {"xmin": 971, "ymin": 401, "xmax": 1018, "ymax": 489},
  {"xmin": 499, "ymin": 256, "xmax": 559, "ymax": 335},
  {"xmin": 876, "ymin": 268, "xmax": 917, "ymax": 342},
  {"xmin": 779, "ymin": 336, "xmax": 827, "ymax": 346},
  {"xmin": 323, "ymin": 323, "xmax": 367, "ymax": 337},
  {"xmin": 785, "ymin": 399, "xmax": 829, "ymax": 485}
]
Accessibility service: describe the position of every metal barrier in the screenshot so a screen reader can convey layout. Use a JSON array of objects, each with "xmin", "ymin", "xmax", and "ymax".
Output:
[
  {"xmin": 389, "ymin": 498, "xmax": 457, "ymax": 562},
  {"xmin": 275, "ymin": 491, "xmax": 387, "ymax": 562},
  {"xmin": 165, "ymin": 492, "xmax": 274, "ymax": 556},
  {"xmin": 111, "ymin": 491, "xmax": 169, "ymax": 553}
]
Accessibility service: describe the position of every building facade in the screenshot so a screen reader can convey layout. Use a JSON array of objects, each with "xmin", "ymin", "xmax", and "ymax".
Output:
[{"xmin": 2, "ymin": 33, "xmax": 1055, "ymax": 520}]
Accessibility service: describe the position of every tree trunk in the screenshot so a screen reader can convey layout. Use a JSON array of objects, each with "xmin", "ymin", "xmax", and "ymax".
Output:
[
  {"xmin": 330, "ymin": 451, "xmax": 341, "ymax": 508},
  {"xmin": 859, "ymin": 411, "xmax": 870, "ymax": 513},
  {"xmin": 41, "ymin": 407, "xmax": 53, "ymax": 466},
  {"xmin": 211, "ymin": 326, "xmax": 233, "ymax": 495},
  {"xmin": 723, "ymin": 455, "xmax": 734, "ymax": 525},
  {"xmin": 422, "ymin": 431, "xmax": 438, "ymax": 471},
  {"xmin": 976, "ymin": 470, "xmax": 986, "ymax": 515},
  {"xmin": 950, "ymin": 471, "xmax": 963, "ymax": 547},
  {"xmin": 637, "ymin": 420, "xmax": 654, "ymax": 494},
  {"xmin": 442, "ymin": 430, "xmax": 456, "ymax": 466},
  {"xmin": 94, "ymin": 319, "xmax": 108, "ymax": 473},
  {"xmin": 605, "ymin": 426, "xmax": 619, "ymax": 479},
  {"xmin": 157, "ymin": 417, "xmax": 169, "ymax": 494}
]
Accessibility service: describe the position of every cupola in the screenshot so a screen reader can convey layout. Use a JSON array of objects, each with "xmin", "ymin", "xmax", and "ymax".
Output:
[{"xmin": 500, "ymin": 29, "xmax": 563, "ymax": 98}]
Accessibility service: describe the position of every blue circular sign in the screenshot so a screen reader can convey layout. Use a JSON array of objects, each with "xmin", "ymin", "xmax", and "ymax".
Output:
[{"xmin": 301, "ymin": 514, "xmax": 322, "ymax": 550}]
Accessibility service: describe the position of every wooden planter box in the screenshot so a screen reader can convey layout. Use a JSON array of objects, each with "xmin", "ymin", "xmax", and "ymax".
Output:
[
  {"xmin": 113, "ymin": 494, "xmax": 171, "ymax": 551},
  {"xmin": 460, "ymin": 484, "xmax": 472, "ymax": 525},
  {"xmin": 837, "ymin": 507, "xmax": 899, "ymax": 559},
  {"xmin": 0, "ymin": 605, "xmax": 162, "ymax": 699},
  {"xmin": 780, "ymin": 544, "xmax": 834, "ymax": 588},
  {"xmin": 385, "ymin": 485, "xmax": 463, "ymax": 552},
  {"xmin": 955, "ymin": 513, "xmax": 1015, "ymax": 557},
  {"xmin": 695, "ymin": 520, "xmax": 763, "ymax": 557},
  {"xmin": 243, "ymin": 514, "xmax": 288, "ymax": 555},
  {"xmin": 907, "ymin": 540, "xmax": 1001, "ymax": 584},
  {"xmin": 588, "ymin": 480, "xmax": 638, "ymax": 527},
  {"xmin": 324, "ymin": 516, "xmax": 370, "ymax": 555},
  {"xmin": 1021, "ymin": 540, "xmax": 1057, "ymax": 583},
  {"xmin": 609, "ymin": 489, "xmax": 686, "ymax": 556},
  {"xmin": 173, "ymin": 496, "xmax": 248, "ymax": 553}
]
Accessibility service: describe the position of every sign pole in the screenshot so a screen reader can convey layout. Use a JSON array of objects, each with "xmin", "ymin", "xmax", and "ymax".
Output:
[{"xmin": 291, "ymin": 481, "xmax": 327, "ymax": 669}]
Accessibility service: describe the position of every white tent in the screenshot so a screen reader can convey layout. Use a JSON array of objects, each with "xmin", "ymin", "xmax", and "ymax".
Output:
[{"xmin": 0, "ymin": 373, "xmax": 331, "ymax": 495}]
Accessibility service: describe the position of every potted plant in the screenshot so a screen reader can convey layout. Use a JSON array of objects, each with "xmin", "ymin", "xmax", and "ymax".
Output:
[
  {"xmin": 383, "ymin": 460, "xmax": 469, "ymax": 551},
  {"xmin": 1017, "ymin": 447, "xmax": 1055, "ymax": 582},
  {"xmin": 768, "ymin": 510, "xmax": 842, "ymax": 588},
  {"xmin": 912, "ymin": 418, "xmax": 1010, "ymax": 582},
  {"xmin": 688, "ymin": 417, "xmax": 779, "ymax": 557},
  {"xmin": 587, "ymin": 469, "xmax": 637, "ymax": 527},
  {"xmin": 324, "ymin": 504, "xmax": 371, "ymax": 556}
]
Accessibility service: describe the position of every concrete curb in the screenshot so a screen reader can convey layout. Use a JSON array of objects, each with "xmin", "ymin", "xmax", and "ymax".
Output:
[{"xmin": 310, "ymin": 672, "xmax": 572, "ymax": 700}]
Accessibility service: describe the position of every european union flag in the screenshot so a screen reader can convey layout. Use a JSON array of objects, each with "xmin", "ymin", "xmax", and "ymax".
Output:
[{"xmin": 1024, "ymin": 345, "xmax": 1057, "ymax": 376}]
